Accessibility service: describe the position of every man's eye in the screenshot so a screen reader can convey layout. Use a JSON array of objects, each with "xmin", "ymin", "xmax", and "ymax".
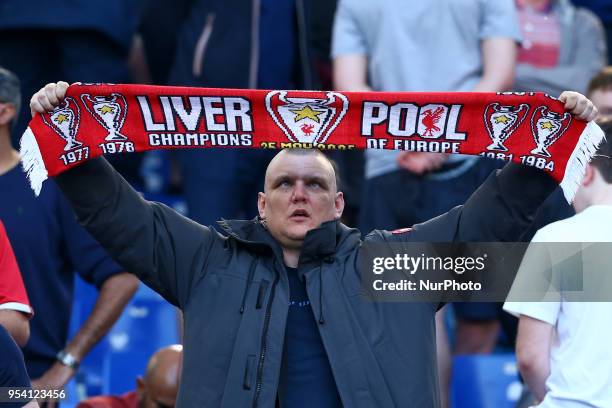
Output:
[
  {"xmin": 280, "ymin": 180, "xmax": 291, "ymax": 188},
  {"xmin": 308, "ymin": 182, "xmax": 321, "ymax": 188}
]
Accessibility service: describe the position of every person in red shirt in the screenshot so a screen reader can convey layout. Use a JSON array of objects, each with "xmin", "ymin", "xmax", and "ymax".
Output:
[
  {"xmin": 77, "ymin": 345, "xmax": 182, "ymax": 408},
  {"xmin": 0, "ymin": 219, "xmax": 32, "ymax": 346}
]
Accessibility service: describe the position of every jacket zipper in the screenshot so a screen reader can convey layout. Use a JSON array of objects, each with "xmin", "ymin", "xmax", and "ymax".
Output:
[
  {"xmin": 252, "ymin": 271, "xmax": 279, "ymax": 407},
  {"xmin": 248, "ymin": 0, "xmax": 261, "ymax": 88},
  {"xmin": 192, "ymin": 13, "xmax": 216, "ymax": 77}
]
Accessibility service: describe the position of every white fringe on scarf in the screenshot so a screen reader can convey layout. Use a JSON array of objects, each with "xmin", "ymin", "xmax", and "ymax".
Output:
[
  {"xmin": 560, "ymin": 121, "xmax": 606, "ymax": 202},
  {"xmin": 19, "ymin": 127, "xmax": 48, "ymax": 196}
]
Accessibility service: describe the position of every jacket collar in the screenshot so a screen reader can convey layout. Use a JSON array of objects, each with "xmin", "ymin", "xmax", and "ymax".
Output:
[{"xmin": 216, "ymin": 217, "xmax": 360, "ymax": 262}]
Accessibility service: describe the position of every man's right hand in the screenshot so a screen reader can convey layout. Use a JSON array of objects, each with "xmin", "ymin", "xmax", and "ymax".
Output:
[
  {"xmin": 397, "ymin": 152, "xmax": 448, "ymax": 175},
  {"xmin": 30, "ymin": 82, "xmax": 70, "ymax": 116}
]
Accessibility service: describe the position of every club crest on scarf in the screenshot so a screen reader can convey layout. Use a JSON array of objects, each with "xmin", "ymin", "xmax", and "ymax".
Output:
[
  {"xmin": 484, "ymin": 103, "xmax": 529, "ymax": 152},
  {"xmin": 265, "ymin": 91, "xmax": 348, "ymax": 144},
  {"xmin": 41, "ymin": 97, "xmax": 83, "ymax": 151},
  {"xmin": 530, "ymin": 106, "xmax": 572, "ymax": 158},
  {"xmin": 81, "ymin": 93, "xmax": 129, "ymax": 142}
]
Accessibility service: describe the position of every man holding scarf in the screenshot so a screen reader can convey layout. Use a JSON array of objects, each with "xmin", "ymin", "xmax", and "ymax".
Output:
[{"xmin": 29, "ymin": 81, "xmax": 597, "ymax": 407}]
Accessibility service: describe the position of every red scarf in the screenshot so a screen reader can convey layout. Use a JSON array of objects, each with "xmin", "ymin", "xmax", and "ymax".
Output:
[{"xmin": 20, "ymin": 84, "xmax": 603, "ymax": 201}]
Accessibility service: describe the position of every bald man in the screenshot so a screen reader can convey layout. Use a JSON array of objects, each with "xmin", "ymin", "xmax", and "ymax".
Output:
[{"xmin": 76, "ymin": 345, "xmax": 182, "ymax": 408}]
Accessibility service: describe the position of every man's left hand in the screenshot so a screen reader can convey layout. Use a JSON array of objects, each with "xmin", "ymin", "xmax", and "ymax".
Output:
[
  {"xmin": 397, "ymin": 152, "xmax": 448, "ymax": 175},
  {"xmin": 31, "ymin": 362, "xmax": 75, "ymax": 407}
]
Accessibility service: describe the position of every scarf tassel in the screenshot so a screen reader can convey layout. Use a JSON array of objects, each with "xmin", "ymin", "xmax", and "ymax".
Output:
[
  {"xmin": 19, "ymin": 127, "xmax": 48, "ymax": 196},
  {"xmin": 560, "ymin": 121, "xmax": 606, "ymax": 202}
]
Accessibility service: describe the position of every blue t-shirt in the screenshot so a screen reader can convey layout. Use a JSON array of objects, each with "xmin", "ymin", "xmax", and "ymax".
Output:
[
  {"xmin": 0, "ymin": 325, "xmax": 32, "ymax": 408},
  {"xmin": 0, "ymin": 165, "xmax": 122, "ymax": 378},
  {"xmin": 257, "ymin": 0, "xmax": 296, "ymax": 89},
  {"xmin": 278, "ymin": 267, "xmax": 342, "ymax": 407}
]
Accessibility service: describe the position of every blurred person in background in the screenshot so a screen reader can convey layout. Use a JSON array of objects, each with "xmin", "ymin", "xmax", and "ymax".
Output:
[
  {"xmin": 0, "ymin": 325, "xmax": 39, "ymax": 408},
  {"xmin": 154, "ymin": 0, "xmax": 321, "ymax": 226},
  {"xmin": 0, "ymin": 0, "xmax": 146, "ymax": 186},
  {"xmin": 513, "ymin": 0, "xmax": 607, "ymax": 96},
  {"xmin": 77, "ymin": 345, "xmax": 183, "ymax": 408},
  {"xmin": 332, "ymin": 1, "xmax": 520, "ymax": 405},
  {"xmin": 504, "ymin": 122, "xmax": 612, "ymax": 408},
  {"xmin": 0, "ymin": 67, "xmax": 139, "ymax": 402},
  {"xmin": 0, "ymin": 219, "xmax": 32, "ymax": 347},
  {"xmin": 572, "ymin": 0, "xmax": 612, "ymax": 64},
  {"xmin": 587, "ymin": 66, "xmax": 612, "ymax": 121},
  {"xmin": 481, "ymin": 0, "xmax": 603, "ymax": 367}
]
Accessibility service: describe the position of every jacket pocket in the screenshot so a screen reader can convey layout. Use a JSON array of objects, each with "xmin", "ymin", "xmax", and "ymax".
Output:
[
  {"xmin": 192, "ymin": 12, "xmax": 216, "ymax": 77},
  {"xmin": 256, "ymin": 279, "xmax": 269, "ymax": 309},
  {"xmin": 243, "ymin": 354, "xmax": 256, "ymax": 390}
]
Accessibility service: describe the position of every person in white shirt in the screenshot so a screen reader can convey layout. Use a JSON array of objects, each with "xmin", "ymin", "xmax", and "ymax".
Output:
[{"xmin": 504, "ymin": 119, "xmax": 612, "ymax": 408}]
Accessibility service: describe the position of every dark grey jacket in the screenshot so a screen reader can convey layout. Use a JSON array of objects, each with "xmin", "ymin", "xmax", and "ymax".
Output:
[{"xmin": 55, "ymin": 158, "xmax": 556, "ymax": 407}]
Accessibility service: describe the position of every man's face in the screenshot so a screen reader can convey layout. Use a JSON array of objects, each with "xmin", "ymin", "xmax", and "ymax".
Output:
[
  {"xmin": 589, "ymin": 89, "xmax": 612, "ymax": 121},
  {"xmin": 258, "ymin": 152, "xmax": 344, "ymax": 249},
  {"xmin": 0, "ymin": 102, "xmax": 16, "ymax": 130}
]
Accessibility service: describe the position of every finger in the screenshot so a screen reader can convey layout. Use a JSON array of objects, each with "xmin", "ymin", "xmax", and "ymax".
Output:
[
  {"xmin": 36, "ymin": 92, "xmax": 53, "ymax": 112},
  {"xmin": 578, "ymin": 104, "xmax": 593, "ymax": 122},
  {"xmin": 30, "ymin": 93, "xmax": 45, "ymax": 116},
  {"xmin": 560, "ymin": 91, "xmax": 578, "ymax": 111},
  {"xmin": 44, "ymin": 84, "xmax": 59, "ymax": 106},
  {"xmin": 55, "ymin": 81, "xmax": 69, "ymax": 100},
  {"xmin": 573, "ymin": 97, "xmax": 588, "ymax": 116},
  {"xmin": 587, "ymin": 105, "xmax": 599, "ymax": 122}
]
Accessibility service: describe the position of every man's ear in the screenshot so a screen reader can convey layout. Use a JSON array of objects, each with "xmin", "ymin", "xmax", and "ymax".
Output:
[
  {"xmin": 257, "ymin": 192, "xmax": 266, "ymax": 218},
  {"xmin": 334, "ymin": 191, "xmax": 345, "ymax": 219},
  {"xmin": 0, "ymin": 104, "xmax": 16, "ymax": 127},
  {"xmin": 582, "ymin": 164, "xmax": 595, "ymax": 187},
  {"xmin": 136, "ymin": 376, "xmax": 145, "ymax": 396}
]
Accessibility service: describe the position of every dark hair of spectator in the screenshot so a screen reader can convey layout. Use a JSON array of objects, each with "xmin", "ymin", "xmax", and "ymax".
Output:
[
  {"xmin": 592, "ymin": 119, "xmax": 612, "ymax": 183},
  {"xmin": 587, "ymin": 67, "xmax": 612, "ymax": 97}
]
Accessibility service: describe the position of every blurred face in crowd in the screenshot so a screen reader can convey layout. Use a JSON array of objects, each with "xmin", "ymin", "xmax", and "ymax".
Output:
[
  {"xmin": 588, "ymin": 88, "xmax": 612, "ymax": 121},
  {"xmin": 137, "ymin": 346, "xmax": 182, "ymax": 408},
  {"xmin": 258, "ymin": 150, "xmax": 344, "ymax": 250},
  {"xmin": 0, "ymin": 101, "xmax": 16, "ymax": 133}
]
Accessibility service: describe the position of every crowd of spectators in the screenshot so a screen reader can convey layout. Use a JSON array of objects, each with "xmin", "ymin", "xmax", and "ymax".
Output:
[{"xmin": 1, "ymin": 0, "xmax": 611, "ymax": 406}]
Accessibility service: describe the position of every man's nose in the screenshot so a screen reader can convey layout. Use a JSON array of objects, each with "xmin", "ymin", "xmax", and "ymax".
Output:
[{"xmin": 291, "ymin": 181, "xmax": 307, "ymax": 202}]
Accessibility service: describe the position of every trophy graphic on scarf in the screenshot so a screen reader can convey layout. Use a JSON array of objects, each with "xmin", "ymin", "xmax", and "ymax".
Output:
[
  {"xmin": 265, "ymin": 91, "xmax": 348, "ymax": 144},
  {"xmin": 484, "ymin": 103, "xmax": 529, "ymax": 152},
  {"xmin": 81, "ymin": 93, "xmax": 128, "ymax": 141},
  {"xmin": 530, "ymin": 106, "xmax": 572, "ymax": 158},
  {"xmin": 40, "ymin": 97, "xmax": 83, "ymax": 151}
]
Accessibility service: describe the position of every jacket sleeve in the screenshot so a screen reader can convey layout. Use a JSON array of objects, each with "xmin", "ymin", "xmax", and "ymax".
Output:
[
  {"xmin": 54, "ymin": 157, "xmax": 216, "ymax": 307},
  {"xmin": 401, "ymin": 163, "xmax": 558, "ymax": 243}
]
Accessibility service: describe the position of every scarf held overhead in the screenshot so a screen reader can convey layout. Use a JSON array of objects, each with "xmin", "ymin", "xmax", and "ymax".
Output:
[{"xmin": 20, "ymin": 84, "xmax": 604, "ymax": 201}]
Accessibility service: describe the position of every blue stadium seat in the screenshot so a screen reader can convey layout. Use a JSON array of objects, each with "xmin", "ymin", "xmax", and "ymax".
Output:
[
  {"xmin": 61, "ymin": 377, "xmax": 87, "ymax": 408},
  {"xmin": 101, "ymin": 292, "xmax": 180, "ymax": 395},
  {"xmin": 452, "ymin": 354, "xmax": 523, "ymax": 408},
  {"xmin": 70, "ymin": 277, "xmax": 180, "ymax": 397}
]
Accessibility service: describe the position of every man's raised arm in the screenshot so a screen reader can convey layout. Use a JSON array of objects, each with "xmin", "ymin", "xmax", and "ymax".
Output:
[
  {"xmin": 30, "ymin": 82, "xmax": 216, "ymax": 307},
  {"xmin": 407, "ymin": 92, "xmax": 598, "ymax": 243}
]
